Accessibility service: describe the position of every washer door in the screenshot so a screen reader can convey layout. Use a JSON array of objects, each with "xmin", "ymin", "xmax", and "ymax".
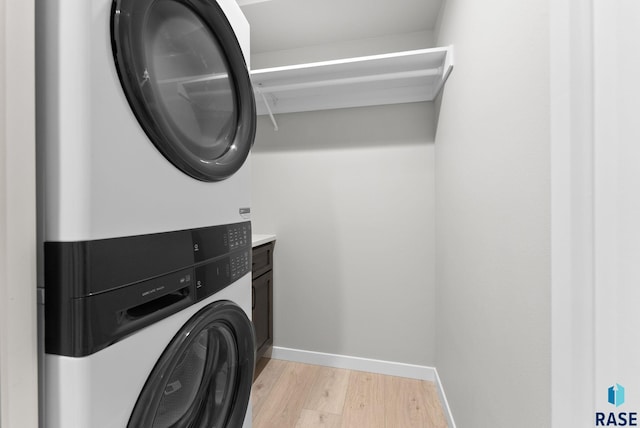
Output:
[
  {"xmin": 111, "ymin": 0, "xmax": 256, "ymax": 182},
  {"xmin": 128, "ymin": 301, "xmax": 255, "ymax": 428}
]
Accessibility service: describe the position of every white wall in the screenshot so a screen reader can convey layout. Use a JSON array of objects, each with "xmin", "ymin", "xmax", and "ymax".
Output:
[
  {"xmin": 549, "ymin": 0, "xmax": 596, "ymax": 425},
  {"xmin": 550, "ymin": 2, "xmax": 640, "ymax": 423},
  {"xmin": 251, "ymin": 102, "xmax": 437, "ymax": 365},
  {"xmin": 251, "ymin": 30, "xmax": 434, "ymax": 69},
  {"xmin": 592, "ymin": 0, "xmax": 640, "ymax": 416},
  {"xmin": 434, "ymin": 0, "xmax": 551, "ymax": 426},
  {"xmin": 0, "ymin": 0, "xmax": 39, "ymax": 427}
]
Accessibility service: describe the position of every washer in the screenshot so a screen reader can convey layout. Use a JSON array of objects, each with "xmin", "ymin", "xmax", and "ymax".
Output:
[
  {"xmin": 43, "ymin": 224, "xmax": 255, "ymax": 427},
  {"xmin": 36, "ymin": 0, "xmax": 257, "ymax": 426}
]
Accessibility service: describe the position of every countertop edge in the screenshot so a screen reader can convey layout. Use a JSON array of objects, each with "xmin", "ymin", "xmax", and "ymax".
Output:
[{"xmin": 252, "ymin": 234, "xmax": 276, "ymax": 247}]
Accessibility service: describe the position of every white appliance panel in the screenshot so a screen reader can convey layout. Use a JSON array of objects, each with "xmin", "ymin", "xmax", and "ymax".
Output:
[
  {"xmin": 45, "ymin": 275, "xmax": 252, "ymax": 428},
  {"xmin": 39, "ymin": 0, "xmax": 252, "ymax": 242}
]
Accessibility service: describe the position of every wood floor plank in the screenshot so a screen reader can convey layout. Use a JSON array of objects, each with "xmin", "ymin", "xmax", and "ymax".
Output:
[
  {"xmin": 252, "ymin": 358, "xmax": 288, "ymax": 419},
  {"xmin": 303, "ymin": 366, "xmax": 351, "ymax": 415},
  {"xmin": 421, "ymin": 380, "xmax": 448, "ymax": 428},
  {"xmin": 340, "ymin": 371, "xmax": 385, "ymax": 428},
  {"xmin": 252, "ymin": 359, "xmax": 449, "ymax": 428},
  {"xmin": 384, "ymin": 376, "xmax": 448, "ymax": 428},
  {"xmin": 384, "ymin": 376, "xmax": 427, "ymax": 427},
  {"xmin": 295, "ymin": 409, "xmax": 342, "ymax": 428},
  {"xmin": 253, "ymin": 362, "xmax": 321, "ymax": 428}
]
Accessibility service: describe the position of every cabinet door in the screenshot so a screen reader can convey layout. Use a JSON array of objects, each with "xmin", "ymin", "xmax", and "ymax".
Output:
[{"xmin": 252, "ymin": 270, "xmax": 273, "ymax": 358}]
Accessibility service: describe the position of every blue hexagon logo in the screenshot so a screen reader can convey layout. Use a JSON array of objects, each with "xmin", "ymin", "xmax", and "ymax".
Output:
[{"xmin": 608, "ymin": 384, "xmax": 625, "ymax": 407}]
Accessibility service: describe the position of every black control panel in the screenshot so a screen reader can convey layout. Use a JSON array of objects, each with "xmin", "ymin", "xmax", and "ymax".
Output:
[
  {"xmin": 192, "ymin": 222, "xmax": 250, "ymax": 262},
  {"xmin": 231, "ymin": 249, "xmax": 251, "ymax": 281},
  {"xmin": 228, "ymin": 222, "xmax": 250, "ymax": 250},
  {"xmin": 44, "ymin": 221, "xmax": 251, "ymax": 357}
]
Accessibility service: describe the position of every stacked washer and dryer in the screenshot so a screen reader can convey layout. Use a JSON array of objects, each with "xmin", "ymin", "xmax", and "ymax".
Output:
[{"xmin": 37, "ymin": 0, "xmax": 257, "ymax": 427}]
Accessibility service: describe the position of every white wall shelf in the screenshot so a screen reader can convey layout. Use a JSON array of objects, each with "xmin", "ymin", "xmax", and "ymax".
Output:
[{"xmin": 250, "ymin": 46, "xmax": 454, "ymax": 120}]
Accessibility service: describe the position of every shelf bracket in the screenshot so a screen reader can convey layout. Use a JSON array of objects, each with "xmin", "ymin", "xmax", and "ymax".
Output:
[
  {"xmin": 255, "ymin": 86, "xmax": 279, "ymax": 131},
  {"xmin": 432, "ymin": 45, "xmax": 455, "ymax": 99}
]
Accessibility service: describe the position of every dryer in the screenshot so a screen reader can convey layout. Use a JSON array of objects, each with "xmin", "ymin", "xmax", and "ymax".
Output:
[
  {"xmin": 36, "ymin": 0, "xmax": 257, "ymax": 426},
  {"xmin": 37, "ymin": 0, "xmax": 255, "ymax": 242}
]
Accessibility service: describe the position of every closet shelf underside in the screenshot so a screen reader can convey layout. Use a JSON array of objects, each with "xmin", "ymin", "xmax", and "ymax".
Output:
[{"xmin": 250, "ymin": 46, "xmax": 454, "ymax": 116}]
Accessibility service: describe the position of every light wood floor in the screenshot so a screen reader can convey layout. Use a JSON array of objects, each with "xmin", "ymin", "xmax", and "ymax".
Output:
[{"xmin": 252, "ymin": 358, "xmax": 448, "ymax": 428}]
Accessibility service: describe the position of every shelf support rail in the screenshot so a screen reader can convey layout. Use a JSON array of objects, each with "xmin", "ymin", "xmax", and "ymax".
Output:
[
  {"xmin": 432, "ymin": 46, "xmax": 455, "ymax": 98},
  {"xmin": 254, "ymin": 85, "xmax": 279, "ymax": 131},
  {"xmin": 256, "ymin": 69, "xmax": 439, "ymax": 94}
]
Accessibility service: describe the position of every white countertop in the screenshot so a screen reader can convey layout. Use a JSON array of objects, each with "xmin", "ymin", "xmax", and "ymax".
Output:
[{"xmin": 252, "ymin": 234, "xmax": 276, "ymax": 247}]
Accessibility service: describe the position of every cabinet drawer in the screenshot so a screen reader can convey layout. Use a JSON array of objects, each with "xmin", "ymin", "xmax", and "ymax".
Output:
[{"xmin": 252, "ymin": 242, "xmax": 274, "ymax": 279}]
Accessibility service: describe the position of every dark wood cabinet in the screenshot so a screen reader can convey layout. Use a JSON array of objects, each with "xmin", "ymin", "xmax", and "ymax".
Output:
[{"xmin": 252, "ymin": 241, "xmax": 274, "ymax": 359}]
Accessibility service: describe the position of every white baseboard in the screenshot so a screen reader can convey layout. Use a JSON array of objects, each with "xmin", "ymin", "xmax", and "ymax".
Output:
[
  {"xmin": 269, "ymin": 346, "xmax": 435, "ymax": 380},
  {"xmin": 267, "ymin": 346, "xmax": 456, "ymax": 427},
  {"xmin": 434, "ymin": 367, "xmax": 457, "ymax": 428}
]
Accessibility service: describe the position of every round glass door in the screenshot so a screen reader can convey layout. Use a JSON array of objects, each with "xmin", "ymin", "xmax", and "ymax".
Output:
[
  {"xmin": 128, "ymin": 301, "xmax": 255, "ymax": 427},
  {"xmin": 112, "ymin": 0, "xmax": 256, "ymax": 182}
]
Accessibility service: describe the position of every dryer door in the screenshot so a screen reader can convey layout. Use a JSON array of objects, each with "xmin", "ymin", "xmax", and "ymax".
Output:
[
  {"xmin": 111, "ymin": 0, "xmax": 256, "ymax": 182},
  {"xmin": 128, "ymin": 300, "xmax": 255, "ymax": 428}
]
